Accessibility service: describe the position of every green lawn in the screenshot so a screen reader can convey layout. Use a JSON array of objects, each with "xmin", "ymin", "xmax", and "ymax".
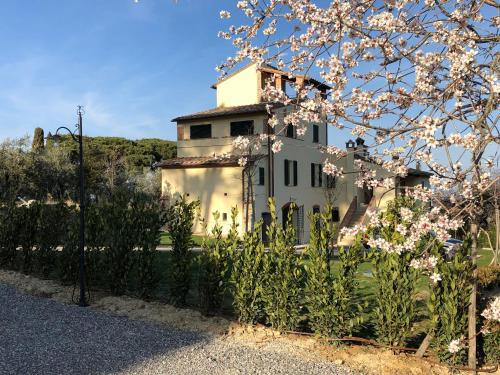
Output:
[
  {"xmin": 153, "ymin": 247, "xmax": 494, "ymax": 320},
  {"xmin": 159, "ymin": 232, "xmax": 205, "ymax": 246}
]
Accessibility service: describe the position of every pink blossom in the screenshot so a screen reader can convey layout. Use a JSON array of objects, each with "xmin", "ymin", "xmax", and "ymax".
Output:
[{"xmin": 271, "ymin": 139, "xmax": 283, "ymax": 153}]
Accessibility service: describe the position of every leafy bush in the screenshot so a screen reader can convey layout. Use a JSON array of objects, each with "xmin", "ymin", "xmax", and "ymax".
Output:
[
  {"xmin": 261, "ymin": 198, "xmax": 302, "ymax": 332},
  {"xmin": 477, "ymin": 265, "xmax": 500, "ymax": 291},
  {"xmin": 482, "ymin": 329, "xmax": 500, "ymax": 365},
  {"xmin": 427, "ymin": 240, "xmax": 473, "ymax": 365},
  {"xmin": 369, "ymin": 198, "xmax": 421, "ymax": 346},
  {"xmin": 304, "ymin": 207, "xmax": 364, "ymax": 338},
  {"xmin": 132, "ymin": 193, "xmax": 166, "ymax": 299},
  {"xmin": 58, "ymin": 208, "xmax": 80, "ymax": 285},
  {"xmin": 166, "ymin": 196, "xmax": 199, "ymax": 306},
  {"xmin": 232, "ymin": 220, "xmax": 266, "ymax": 324},
  {"xmin": 0, "ymin": 203, "xmax": 21, "ymax": 269},
  {"xmin": 93, "ymin": 191, "xmax": 137, "ymax": 295},
  {"xmin": 199, "ymin": 208, "xmax": 238, "ymax": 314},
  {"xmin": 17, "ymin": 203, "xmax": 40, "ymax": 274},
  {"xmin": 35, "ymin": 203, "xmax": 70, "ymax": 278}
]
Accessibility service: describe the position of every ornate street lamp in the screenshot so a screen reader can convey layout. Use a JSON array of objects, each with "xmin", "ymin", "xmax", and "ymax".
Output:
[{"xmin": 52, "ymin": 106, "xmax": 88, "ymax": 307}]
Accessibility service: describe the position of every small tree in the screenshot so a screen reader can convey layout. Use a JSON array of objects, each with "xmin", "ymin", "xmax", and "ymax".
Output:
[
  {"xmin": 261, "ymin": 198, "xmax": 302, "ymax": 331},
  {"xmin": 35, "ymin": 203, "xmax": 70, "ymax": 278},
  {"xmin": 0, "ymin": 202, "xmax": 21, "ymax": 269},
  {"xmin": 199, "ymin": 208, "xmax": 239, "ymax": 314},
  {"xmin": 427, "ymin": 240, "xmax": 474, "ymax": 365},
  {"xmin": 366, "ymin": 198, "xmax": 422, "ymax": 346},
  {"xmin": 232, "ymin": 220, "xmax": 266, "ymax": 324},
  {"xmin": 165, "ymin": 195, "xmax": 199, "ymax": 306},
  {"xmin": 304, "ymin": 207, "xmax": 364, "ymax": 338},
  {"xmin": 133, "ymin": 192, "xmax": 166, "ymax": 300}
]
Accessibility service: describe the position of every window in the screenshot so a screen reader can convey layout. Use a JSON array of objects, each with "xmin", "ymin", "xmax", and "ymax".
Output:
[
  {"xmin": 311, "ymin": 163, "xmax": 323, "ymax": 187},
  {"xmin": 331, "ymin": 207, "xmax": 340, "ymax": 222},
  {"xmin": 190, "ymin": 124, "xmax": 211, "ymax": 139},
  {"xmin": 258, "ymin": 167, "xmax": 265, "ymax": 185},
  {"xmin": 230, "ymin": 120, "xmax": 254, "ymax": 136},
  {"xmin": 222, "ymin": 213, "xmax": 228, "ymax": 221},
  {"xmin": 285, "ymin": 159, "xmax": 298, "ymax": 186},
  {"xmin": 286, "ymin": 124, "xmax": 294, "ymax": 138},
  {"xmin": 313, "ymin": 124, "xmax": 319, "ymax": 143}
]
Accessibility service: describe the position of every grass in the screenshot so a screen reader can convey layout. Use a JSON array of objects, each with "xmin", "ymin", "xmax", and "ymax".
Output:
[
  {"xmin": 152, "ymin": 247, "xmax": 494, "ymax": 316},
  {"xmin": 159, "ymin": 232, "xmax": 205, "ymax": 246}
]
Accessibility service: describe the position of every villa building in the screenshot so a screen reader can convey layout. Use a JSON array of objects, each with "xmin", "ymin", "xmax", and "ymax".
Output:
[{"xmin": 159, "ymin": 63, "xmax": 430, "ymax": 244}]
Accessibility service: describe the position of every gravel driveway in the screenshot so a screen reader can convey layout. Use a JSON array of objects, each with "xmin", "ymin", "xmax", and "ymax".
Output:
[{"xmin": 0, "ymin": 283, "xmax": 362, "ymax": 375}]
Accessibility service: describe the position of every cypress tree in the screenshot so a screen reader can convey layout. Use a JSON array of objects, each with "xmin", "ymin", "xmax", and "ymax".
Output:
[{"xmin": 32, "ymin": 127, "xmax": 45, "ymax": 152}]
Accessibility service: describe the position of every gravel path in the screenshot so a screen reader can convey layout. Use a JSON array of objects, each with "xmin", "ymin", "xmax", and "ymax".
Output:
[{"xmin": 0, "ymin": 283, "xmax": 362, "ymax": 375}]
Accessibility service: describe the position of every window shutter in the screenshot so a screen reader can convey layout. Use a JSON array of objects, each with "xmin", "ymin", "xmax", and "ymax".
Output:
[
  {"xmin": 259, "ymin": 167, "xmax": 265, "ymax": 185},
  {"xmin": 313, "ymin": 124, "xmax": 319, "ymax": 143},
  {"xmin": 284, "ymin": 159, "xmax": 290, "ymax": 186},
  {"xmin": 293, "ymin": 160, "xmax": 298, "ymax": 186},
  {"xmin": 310, "ymin": 163, "xmax": 315, "ymax": 187},
  {"xmin": 318, "ymin": 164, "xmax": 323, "ymax": 187}
]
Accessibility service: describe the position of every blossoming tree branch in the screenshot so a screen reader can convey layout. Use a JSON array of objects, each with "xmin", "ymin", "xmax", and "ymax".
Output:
[{"xmin": 218, "ymin": 0, "xmax": 499, "ymax": 369}]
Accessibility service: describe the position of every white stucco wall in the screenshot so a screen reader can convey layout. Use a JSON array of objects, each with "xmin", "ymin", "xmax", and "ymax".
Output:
[
  {"xmin": 215, "ymin": 64, "xmax": 260, "ymax": 107},
  {"xmin": 162, "ymin": 166, "xmax": 246, "ymax": 237},
  {"xmin": 177, "ymin": 114, "xmax": 268, "ymax": 157}
]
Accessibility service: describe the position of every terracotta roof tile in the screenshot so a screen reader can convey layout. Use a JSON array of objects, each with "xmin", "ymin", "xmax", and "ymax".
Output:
[
  {"xmin": 172, "ymin": 103, "xmax": 282, "ymax": 122},
  {"xmin": 157, "ymin": 155, "xmax": 264, "ymax": 169}
]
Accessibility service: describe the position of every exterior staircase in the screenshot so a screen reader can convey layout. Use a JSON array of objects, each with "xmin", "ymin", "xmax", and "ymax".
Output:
[{"xmin": 337, "ymin": 199, "xmax": 370, "ymax": 247}]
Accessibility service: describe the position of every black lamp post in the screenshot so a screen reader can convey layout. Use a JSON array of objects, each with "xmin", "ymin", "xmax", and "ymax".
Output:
[{"xmin": 54, "ymin": 106, "xmax": 88, "ymax": 307}]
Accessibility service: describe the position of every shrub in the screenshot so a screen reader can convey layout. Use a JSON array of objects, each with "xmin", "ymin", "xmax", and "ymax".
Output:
[
  {"xmin": 98, "ymin": 190, "xmax": 140, "ymax": 295},
  {"xmin": 199, "ymin": 208, "xmax": 239, "ymax": 314},
  {"xmin": 232, "ymin": 220, "xmax": 266, "ymax": 324},
  {"xmin": 482, "ymin": 329, "xmax": 500, "ymax": 365},
  {"xmin": 477, "ymin": 265, "xmax": 500, "ymax": 291},
  {"xmin": 304, "ymin": 207, "xmax": 364, "ymax": 338},
  {"xmin": 427, "ymin": 240, "xmax": 473, "ymax": 365},
  {"xmin": 261, "ymin": 198, "xmax": 302, "ymax": 332},
  {"xmin": 166, "ymin": 196, "xmax": 199, "ymax": 306},
  {"xmin": 35, "ymin": 203, "xmax": 70, "ymax": 278},
  {"xmin": 0, "ymin": 203, "xmax": 21, "ymax": 269},
  {"xmin": 369, "ymin": 197, "xmax": 421, "ymax": 346},
  {"xmin": 58, "ymin": 208, "xmax": 80, "ymax": 285},
  {"xmin": 132, "ymin": 193, "xmax": 166, "ymax": 299},
  {"xmin": 17, "ymin": 203, "xmax": 40, "ymax": 274}
]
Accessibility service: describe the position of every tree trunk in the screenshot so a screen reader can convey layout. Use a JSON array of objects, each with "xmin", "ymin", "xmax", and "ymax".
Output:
[
  {"xmin": 250, "ymin": 175, "xmax": 255, "ymax": 230},
  {"xmin": 416, "ymin": 333, "xmax": 433, "ymax": 358},
  {"xmin": 468, "ymin": 222, "xmax": 478, "ymax": 372},
  {"xmin": 244, "ymin": 170, "xmax": 249, "ymax": 233},
  {"xmin": 495, "ymin": 206, "xmax": 499, "ymax": 265}
]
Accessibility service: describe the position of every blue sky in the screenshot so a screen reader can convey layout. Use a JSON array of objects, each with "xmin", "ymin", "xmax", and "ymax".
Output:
[{"xmin": 0, "ymin": 0, "xmax": 240, "ymax": 141}]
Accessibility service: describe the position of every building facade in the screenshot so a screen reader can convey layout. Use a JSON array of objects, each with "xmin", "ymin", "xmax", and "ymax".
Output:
[{"xmin": 159, "ymin": 63, "xmax": 430, "ymax": 244}]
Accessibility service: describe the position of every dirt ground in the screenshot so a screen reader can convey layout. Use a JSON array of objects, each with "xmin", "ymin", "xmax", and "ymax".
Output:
[{"xmin": 1, "ymin": 269, "xmax": 498, "ymax": 375}]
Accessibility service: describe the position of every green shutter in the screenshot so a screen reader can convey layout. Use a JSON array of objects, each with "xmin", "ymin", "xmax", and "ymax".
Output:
[
  {"xmin": 293, "ymin": 160, "xmax": 298, "ymax": 186},
  {"xmin": 284, "ymin": 159, "xmax": 290, "ymax": 186},
  {"xmin": 311, "ymin": 163, "xmax": 315, "ymax": 187}
]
